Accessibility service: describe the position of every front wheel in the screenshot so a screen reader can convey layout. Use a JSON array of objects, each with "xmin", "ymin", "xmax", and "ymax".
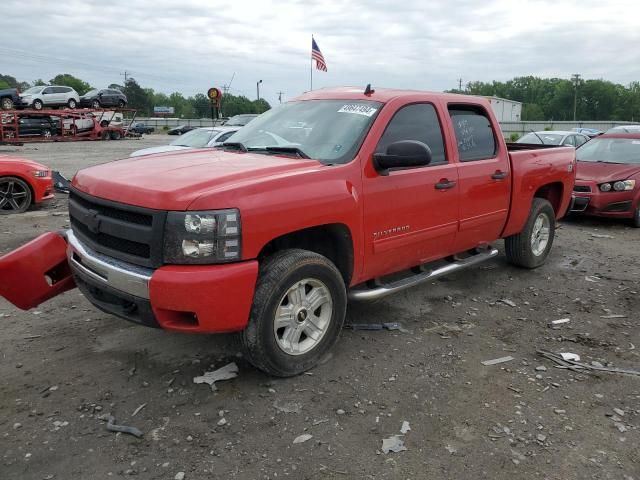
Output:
[
  {"xmin": 92, "ymin": 100, "xmax": 101, "ymax": 109},
  {"xmin": 241, "ymin": 249, "xmax": 347, "ymax": 377},
  {"xmin": 1, "ymin": 97, "xmax": 14, "ymax": 110},
  {"xmin": 67, "ymin": 99, "xmax": 77, "ymax": 109},
  {"xmin": 0, "ymin": 176, "xmax": 32, "ymax": 214},
  {"xmin": 32, "ymin": 99, "xmax": 43, "ymax": 110},
  {"xmin": 505, "ymin": 198, "xmax": 556, "ymax": 268}
]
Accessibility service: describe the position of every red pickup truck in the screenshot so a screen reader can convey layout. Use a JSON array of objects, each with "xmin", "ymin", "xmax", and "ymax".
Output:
[{"xmin": 0, "ymin": 87, "xmax": 575, "ymax": 376}]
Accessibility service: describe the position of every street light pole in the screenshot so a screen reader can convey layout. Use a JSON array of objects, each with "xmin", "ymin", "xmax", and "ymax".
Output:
[{"xmin": 257, "ymin": 79, "xmax": 263, "ymax": 101}]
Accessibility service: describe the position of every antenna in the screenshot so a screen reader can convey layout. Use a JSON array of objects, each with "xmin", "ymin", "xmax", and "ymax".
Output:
[{"xmin": 364, "ymin": 84, "xmax": 375, "ymax": 96}]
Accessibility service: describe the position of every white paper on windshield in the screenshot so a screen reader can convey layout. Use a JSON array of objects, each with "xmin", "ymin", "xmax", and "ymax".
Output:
[{"xmin": 338, "ymin": 104, "xmax": 378, "ymax": 117}]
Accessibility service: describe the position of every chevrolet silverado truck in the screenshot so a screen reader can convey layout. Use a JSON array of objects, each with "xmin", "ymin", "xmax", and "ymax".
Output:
[{"xmin": 0, "ymin": 87, "xmax": 576, "ymax": 376}]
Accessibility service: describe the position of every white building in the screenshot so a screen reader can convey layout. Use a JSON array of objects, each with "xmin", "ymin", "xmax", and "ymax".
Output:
[{"xmin": 485, "ymin": 96, "xmax": 522, "ymax": 122}]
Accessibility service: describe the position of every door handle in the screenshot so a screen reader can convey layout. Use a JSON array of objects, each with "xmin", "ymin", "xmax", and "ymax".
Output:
[
  {"xmin": 491, "ymin": 170, "xmax": 508, "ymax": 180},
  {"xmin": 435, "ymin": 179, "xmax": 456, "ymax": 190}
]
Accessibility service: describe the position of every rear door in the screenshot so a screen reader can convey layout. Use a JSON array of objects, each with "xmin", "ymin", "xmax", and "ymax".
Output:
[
  {"xmin": 447, "ymin": 104, "xmax": 511, "ymax": 252},
  {"xmin": 362, "ymin": 102, "xmax": 459, "ymax": 279}
]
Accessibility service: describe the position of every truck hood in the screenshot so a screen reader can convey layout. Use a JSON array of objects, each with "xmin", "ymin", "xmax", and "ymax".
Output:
[
  {"xmin": 576, "ymin": 161, "xmax": 640, "ymax": 182},
  {"xmin": 129, "ymin": 145, "xmax": 192, "ymax": 158},
  {"xmin": 72, "ymin": 149, "xmax": 324, "ymax": 210}
]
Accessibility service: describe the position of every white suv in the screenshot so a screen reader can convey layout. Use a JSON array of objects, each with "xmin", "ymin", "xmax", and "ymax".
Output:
[{"xmin": 19, "ymin": 85, "xmax": 81, "ymax": 110}]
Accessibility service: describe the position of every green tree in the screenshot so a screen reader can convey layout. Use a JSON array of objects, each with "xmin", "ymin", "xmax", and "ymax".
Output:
[
  {"xmin": 49, "ymin": 74, "xmax": 92, "ymax": 95},
  {"xmin": 123, "ymin": 78, "xmax": 152, "ymax": 114},
  {"xmin": 522, "ymin": 103, "xmax": 545, "ymax": 121}
]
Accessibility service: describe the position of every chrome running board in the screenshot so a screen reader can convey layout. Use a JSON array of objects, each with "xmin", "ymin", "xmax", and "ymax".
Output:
[{"xmin": 348, "ymin": 247, "xmax": 499, "ymax": 301}]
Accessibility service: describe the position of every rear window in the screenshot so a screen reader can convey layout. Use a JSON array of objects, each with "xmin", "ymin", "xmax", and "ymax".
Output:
[{"xmin": 448, "ymin": 106, "xmax": 497, "ymax": 161}]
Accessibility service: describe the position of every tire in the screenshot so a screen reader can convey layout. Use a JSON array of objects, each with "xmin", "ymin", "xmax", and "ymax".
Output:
[
  {"xmin": 33, "ymin": 99, "xmax": 43, "ymax": 110},
  {"xmin": 92, "ymin": 100, "xmax": 101, "ymax": 109},
  {"xmin": 505, "ymin": 198, "xmax": 556, "ymax": 269},
  {"xmin": 42, "ymin": 128, "xmax": 52, "ymax": 139},
  {"xmin": 110, "ymin": 130, "xmax": 122, "ymax": 140},
  {"xmin": 241, "ymin": 249, "xmax": 347, "ymax": 377},
  {"xmin": 101, "ymin": 130, "xmax": 110, "ymax": 140},
  {"xmin": 100, "ymin": 120, "xmax": 109, "ymax": 128},
  {"xmin": 67, "ymin": 99, "xmax": 77, "ymax": 109},
  {"xmin": 632, "ymin": 206, "xmax": 640, "ymax": 228},
  {"xmin": 0, "ymin": 176, "xmax": 32, "ymax": 214},
  {"xmin": 117, "ymin": 100, "xmax": 126, "ymax": 108},
  {"xmin": 1, "ymin": 97, "xmax": 14, "ymax": 110}
]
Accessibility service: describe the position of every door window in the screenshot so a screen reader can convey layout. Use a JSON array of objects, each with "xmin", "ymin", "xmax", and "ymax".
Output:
[
  {"xmin": 42, "ymin": 87, "xmax": 53, "ymax": 95},
  {"xmin": 574, "ymin": 135, "xmax": 588, "ymax": 147},
  {"xmin": 563, "ymin": 135, "xmax": 576, "ymax": 147},
  {"xmin": 448, "ymin": 106, "xmax": 497, "ymax": 162},
  {"xmin": 375, "ymin": 103, "xmax": 446, "ymax": 165}
]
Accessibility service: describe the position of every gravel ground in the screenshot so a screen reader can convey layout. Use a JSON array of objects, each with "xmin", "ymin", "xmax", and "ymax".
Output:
[{"xmin": 1, "ymin": 139, "xmax": 638, "ymax": 479}]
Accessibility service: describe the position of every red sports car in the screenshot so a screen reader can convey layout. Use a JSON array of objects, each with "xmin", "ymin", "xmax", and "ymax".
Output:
[
  {"xmin": 0, "ymin": 155, "xmax": 54, "ymax": 214},
  {"xmin": 571, "ymin": 133, "xmax": 640, "ymax": 227}
]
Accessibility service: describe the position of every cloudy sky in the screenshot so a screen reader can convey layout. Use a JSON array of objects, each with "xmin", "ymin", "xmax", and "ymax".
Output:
[{"xmin": 2, "ymin": 0, "xmax": 639, "ymax": 106}]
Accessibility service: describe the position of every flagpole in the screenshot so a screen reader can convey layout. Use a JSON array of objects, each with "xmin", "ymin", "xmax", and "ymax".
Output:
[{"xmin": 310, "ymin": 34, "xmax": 313, "ymax": 91}]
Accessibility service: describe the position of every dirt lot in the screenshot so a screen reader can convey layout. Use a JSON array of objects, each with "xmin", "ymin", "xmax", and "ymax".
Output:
[{"xmin": 1, "ymin": 139, "xmax": 638, "ymax": 480}]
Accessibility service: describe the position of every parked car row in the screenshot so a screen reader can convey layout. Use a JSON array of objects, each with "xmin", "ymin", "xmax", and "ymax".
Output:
[
  {"xmin": 0, "ymin": 86, "xmax": 129, "ymax": 111},
  {"xmin": 131, "ymin": 126, "xmax": 239, "ymax": 157}
]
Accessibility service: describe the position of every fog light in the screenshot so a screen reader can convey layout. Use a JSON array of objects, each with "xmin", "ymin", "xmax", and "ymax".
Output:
[{"xmin": 182, "ymin": 239, "xmax": 215, "ymax": 258}]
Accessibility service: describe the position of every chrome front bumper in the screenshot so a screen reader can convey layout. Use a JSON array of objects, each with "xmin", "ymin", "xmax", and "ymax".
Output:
[{"xmin": 66, "ymin": 229, "xmax": 153, "ymax": 299}]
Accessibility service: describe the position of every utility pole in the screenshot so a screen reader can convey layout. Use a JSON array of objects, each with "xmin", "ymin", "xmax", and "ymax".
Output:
[
  {"xmin": 457, "ymin": 78, "xmax": 463, "ymax": 91},
  {"xmin": 120, "ymin": 71, "xmax": 130, "ymax": 85},
  {"xmin": 277, "ymin": 91, "xmax": 284, "ymax": 103},
  {"xmin": 571, "ymin": 73, "xmax": 581, "ymax": 121},
  {"xmin": 256, "ymin": 79, "xmax": 262, "ymax": 101}
]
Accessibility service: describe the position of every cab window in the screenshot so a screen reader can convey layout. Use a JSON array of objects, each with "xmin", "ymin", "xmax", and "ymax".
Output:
[
  {"xmin": 375, "ymin": 103, "xmax": 446, "ymax": 165},
  {"xmin": 448, "ymin": 106, "xmax": 497, "ymax": 162}
]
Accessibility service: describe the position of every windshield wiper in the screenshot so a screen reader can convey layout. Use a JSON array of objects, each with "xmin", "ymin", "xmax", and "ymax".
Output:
[
  {"xmin": 222, "ymin": 141, "xmax": 248, "ymax": 152},
  {"xmin": 264, "ymin": 146, "xmax": 310, "ymax": 159}
]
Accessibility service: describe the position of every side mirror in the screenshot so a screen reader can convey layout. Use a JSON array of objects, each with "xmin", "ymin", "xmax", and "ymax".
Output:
[{"xmin": 373, "ymin": 140, "xmax": 432, "ymax": 176}]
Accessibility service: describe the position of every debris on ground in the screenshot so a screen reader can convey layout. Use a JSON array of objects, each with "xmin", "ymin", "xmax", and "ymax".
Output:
[
  {"xmin": 344, "ymin": 322, "xmax": 409, "ymax": 332},
  {"xmin": 600, "ymin": 314, "xmax": 627, "ymax": 319},
  {"xmin": 381, "ymin": 435, "xmax": 407, "ymax": 454},
  {"xmin": 131, "ymin": 403, "xmax": 147, "ymax": 417},
  {"xmin": 293, "ymin": 434, "xmax": 313, "ymax": 444},
  {"xmin": 174, "ymin": 472, "xmax": 185, "ymax": 480},
  {"xmin": 193, "ymin": 362, "xmax": 238, "ymax": 391},
  {"xmin": 400, "ymin": 421, "xmax": 411, "ymax": 434},
  {"xmin": 52, "ymin": 171, "xmax": 70, "ymax": 193},
  {"xmin": 537, "ymin": 349, "xmax": 640, "ymax": 377},
  {"xmin": 104, "ymin": 414, "xmax": 143, "ymax": 438},
  {"xmin": 481, "ymin": 356, "xmax": 515, "ymax": 366},
  {"xmin": 273, "ymin": 400, "xmax": 302, "ymax": 414},
  {"xmin": 559, "ymin": 352, "xmax": 581, "ymax": 362},
  {"xmin": 549, "ymin": 318, "xmax": 570, "ymax": 326},
  {"xmin": 499, "ymin": 299, "xmax": 517, "ymax": 307},
  {"xmin": 590, "ymin": 233, "xmax": 614, "ymax": 239}
]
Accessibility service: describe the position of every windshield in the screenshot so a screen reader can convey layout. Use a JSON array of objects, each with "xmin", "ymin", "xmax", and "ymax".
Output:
[
  {"xmin": 225, "ymin": 100, "xmax": 382, "ymax": 164},
  {"xmin": 576, "ymin": 137, "xmax": 640, "ymax": 164},
  {"xmin": 23, "ymin": 87, "xmax": 43, "ymax": 94},
  {"xmin": 606, "ymin": 126, "xmax": 640, "ymax": 134},
  {"xmin": 84, "ymin": 89, "xmax": 99, "ymax": 96},
  {"xmin": 170, "ymin": 128, "xmax": 220, "ymax": 147},
  {"xmin": 517, "ymin": 133, "xmax": 564, "ymax": 145},
  {"xmin": 225, "ymin": 115, "xmax": 257, "ymax": 126}
]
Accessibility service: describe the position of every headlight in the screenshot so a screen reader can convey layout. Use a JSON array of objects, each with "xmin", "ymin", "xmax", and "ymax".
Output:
[
  {"xmin": 613, "ymin": 180, "xmax": 635, "ymax": 191},
  {"xmin": 163, "ymin": 209, "xmax": 241, "ymax": 264},
  {"xmin": 600, "ymin": 183, "xmax": 612, "ymax": 192},
  {"xmin": 32, "ymin": 170, "xmax": 49, "ymax": 178}
]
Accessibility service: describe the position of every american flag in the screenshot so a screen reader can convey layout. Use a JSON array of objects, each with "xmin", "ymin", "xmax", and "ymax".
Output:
[{"xmin": 312, "ymin": 37, "xmax": 327, "ymax": 72}]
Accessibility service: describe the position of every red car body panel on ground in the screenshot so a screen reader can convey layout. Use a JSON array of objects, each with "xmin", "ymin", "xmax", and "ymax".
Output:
[{"xmin": 0, "ymin": 88, "xmax": 575, "ymax": 335}]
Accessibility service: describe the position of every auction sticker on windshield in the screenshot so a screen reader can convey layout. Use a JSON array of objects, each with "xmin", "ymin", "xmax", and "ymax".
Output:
[{"xmin": 338, "ymin": 104, "xmax": 378, "ymax": 117}]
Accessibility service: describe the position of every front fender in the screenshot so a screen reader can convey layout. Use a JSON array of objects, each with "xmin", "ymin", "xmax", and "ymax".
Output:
[{"xmin": 0, "ymin": 231, "xmax": 75, "ymax": 310}]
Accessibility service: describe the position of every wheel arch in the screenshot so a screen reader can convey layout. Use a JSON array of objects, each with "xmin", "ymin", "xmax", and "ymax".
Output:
[
  {"xmin": 257, "ymin": 223, "xmax": 354, "ymax": 285},
  {"xmin": 534, "ymin": 182, "xmax": 564, "ymax": 216}
]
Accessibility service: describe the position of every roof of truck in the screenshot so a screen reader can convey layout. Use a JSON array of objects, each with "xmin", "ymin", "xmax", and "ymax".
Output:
[{"xmin": 295, "ymin": 86, "xmax": 488, "ymax": 104}]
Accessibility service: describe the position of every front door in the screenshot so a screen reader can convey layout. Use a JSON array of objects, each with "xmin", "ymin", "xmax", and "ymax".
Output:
[
  {"xmin": 362, "ymin": 102, "xmax": 460, "ymax": 279},
  {"xmin": 447, "ymin": 105, "xmax": 511, "ymax": 252}
]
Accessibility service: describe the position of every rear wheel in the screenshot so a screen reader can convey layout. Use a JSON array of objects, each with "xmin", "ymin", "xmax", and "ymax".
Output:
[
  {"xmin": 0, "ymin": 177, "xmax": 32, "ymax": 214},
  {"xmin": 101, "ymin": 130, "xmax": 110, "ymax": 140},
  {"xmin": 110, "ymin": 130, "xmax": 122, "ymax": 140},
  {"xmin": 241, "ymin": 249, "xmax": 347, "ymax": 377},
  {"xmin": 33, "ymin": 99, "xmax": 43, "ymax": 110},
  {"xmin": 92, "ymin": 100, "xmax": 101, "ymax": 109},
  {"xmin": 1, "ymin": 97, "xmax": 14, "ymax": 110},
  {"xmin": 42, "ymin": 128, "xmax": 52, "ymax": 139},
  {"xmin": 117, "ymin": 100, "xmax": 126, "ymax": 108},
  {"xmin": 505, "ymin": 198, "xmax": 556, "ymax": 268},
  {"xmin": 67, "ymin": 99, "xmax": 77, "ymax": 109}
]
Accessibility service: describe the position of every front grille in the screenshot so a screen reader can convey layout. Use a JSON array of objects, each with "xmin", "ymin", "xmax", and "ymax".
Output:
[
  {"xmin": 573, "ymin": 185, "xmax": 591, "ymax": 193},
  {"xmin": 69, "ymin": 188, "xmax": 166, "ymax": 268}
]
